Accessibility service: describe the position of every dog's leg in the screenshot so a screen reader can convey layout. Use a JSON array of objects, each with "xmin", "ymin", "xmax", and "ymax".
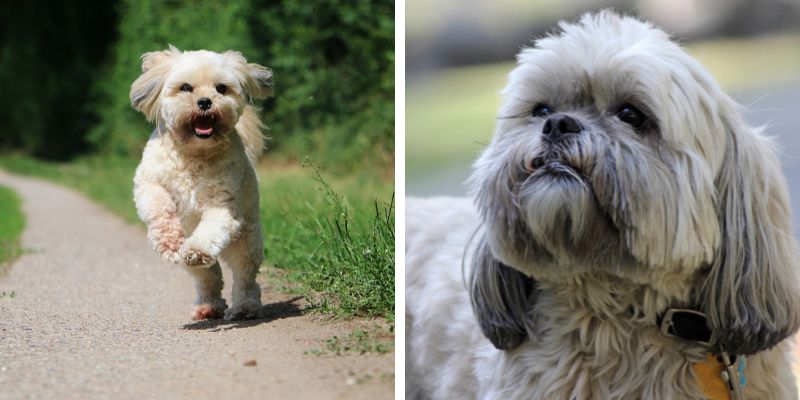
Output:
[
  {"xmin": 221, "ymin": 236, "xmax": 263, "ymax": 320},
  {"xmin": 180, "ymin": 207, "xmax": 241, "ymax": 267},
  {"xmin": 133, "ymin": 181, "xmax": 185, "ymax": 263},
  {"xmin": 183, "ymin": 261, "xmax": 227, "ymax": 320}
]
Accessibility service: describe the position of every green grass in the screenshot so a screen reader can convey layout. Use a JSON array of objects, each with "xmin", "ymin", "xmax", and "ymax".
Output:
[
  {"xmin": 260, "ymin": 159, "xmax": 394, "ymax": 319},
  {"xmin": 0, "ymin": 154, "xmax": 139, "ymax": 222},
  {"xmin": 0, "ymin": 154, "xmax": 394, "ymax": 319},
  {"xmin": 0, "ymin": 185, "xmax": 25, "ymax": 267},
  {"xmin": 305, "ymin": 325, "xmax": 394, "ymax": 356}
]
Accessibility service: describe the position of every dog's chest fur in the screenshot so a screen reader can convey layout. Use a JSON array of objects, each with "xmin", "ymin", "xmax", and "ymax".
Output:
[
  {"xmin": 164, "ymin": 162, "xmax": 223, "ymax": 216},
  {"xmin": 138, "ymin": 134, "xmax": 252, "ymax": 226},
  {"xmin": 416, "ymin": 277, "xmax": 789, "ymax": 400},
  {"xmin": 405, "ymin": 199, "xmax": 793, "ymax": 400},
  {"xmin": 476, "ymin": 288, "xmax": 707, "ymax": 399}
]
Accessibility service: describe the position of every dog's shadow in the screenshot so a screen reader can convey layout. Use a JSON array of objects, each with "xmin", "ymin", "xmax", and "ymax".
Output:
[{"xmin": 180, "ymin": 296, "xmax": 305, "ymax": 331}]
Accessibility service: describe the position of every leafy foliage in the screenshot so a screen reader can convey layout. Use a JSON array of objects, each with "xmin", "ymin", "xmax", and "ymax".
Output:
[
  {"xmin": 88, "ymin": 0, "xmax": 257, "ymax": 156},
  {"xmin": 0, "ymin": 2, "xmax": 117, "ymax": 159},
  {"xmin": 0, "ymin": 0, "xmax": 394, "ymax": 171},
  {"xmin": 248, "ymin": 0, "xmax": 395, "ymax": 169},
  {"xmin": 91, "ymin": 0, "xmax": 394, "ymax": 170}
]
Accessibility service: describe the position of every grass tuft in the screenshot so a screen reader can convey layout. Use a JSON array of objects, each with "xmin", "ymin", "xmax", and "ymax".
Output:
[
  {"xmin": 305, "ymin": 326, "xmax": 394, "ymax": 356},
  {"xmin": 0, "ymin": 185, "xmax": 25, "ymax": 268},
  {"xmin": 263, "ymin": 159, "xmax": 395, "ymax": 319}
]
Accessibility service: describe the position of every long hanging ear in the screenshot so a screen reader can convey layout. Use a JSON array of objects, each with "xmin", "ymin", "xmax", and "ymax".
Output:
[
  {"xmin": 224, "ymin": 50, "xmax": 273, "ymax": 100},
  {"xmin": 130, "ymin": 45, "xmax": 180, "ymax": 122},
  {"xmin": 701, "ymin": 116, "xmax": 800, "ymax": 355},
  {"xmin": 468, "ymin": 236, "xmax": 537, "ymax": 350}
]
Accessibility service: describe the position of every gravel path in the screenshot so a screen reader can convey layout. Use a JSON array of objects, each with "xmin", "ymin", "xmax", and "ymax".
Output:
[{"xmin": 0, "ymin": 170, "xmax": 393, "ymax": 400}]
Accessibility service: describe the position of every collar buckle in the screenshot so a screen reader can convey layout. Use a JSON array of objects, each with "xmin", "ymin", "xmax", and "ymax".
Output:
[{"xmin": 659, "ymin": 308, "xmax": 712, "ymax": 347}]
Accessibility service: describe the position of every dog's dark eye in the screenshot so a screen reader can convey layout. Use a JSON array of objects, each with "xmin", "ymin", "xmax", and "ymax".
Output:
[
  {"xmin": 215, "ymin": 84, "xmax": 227, "ymax": 94},
  {"xmin": 617, "ymin": 104, "xmax": 647, "ymax": 129},
  {"xmin": 180, "ymin": 83, "xmax": 193, "ymax": 93},
  {"xmin": 532, "ymin": 103, "xmax": 553, "ymax": 118}
]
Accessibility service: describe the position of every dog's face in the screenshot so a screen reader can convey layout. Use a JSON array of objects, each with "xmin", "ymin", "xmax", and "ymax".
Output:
[
  {"xmin": 473, "ymin": 13, "xmax": 729, "ymax": 275},
  {"xmin": 130, "ymin": 46, "xmax": 272, "ymax": 153},
  {"xmin": 469, "ymin": 11, "xmax": 800, "ymax": 355}
]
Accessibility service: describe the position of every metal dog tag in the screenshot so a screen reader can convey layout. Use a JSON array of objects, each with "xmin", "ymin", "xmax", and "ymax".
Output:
[{"xmin": 719, "ymin": 352, "xmax": 746, "ymax": 400}]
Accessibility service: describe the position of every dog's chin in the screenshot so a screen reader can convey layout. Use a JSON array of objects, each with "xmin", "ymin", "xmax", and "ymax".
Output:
[
  {"xmin": 520, "ymin": 165, "xmax": 592, "ymax": 241},
  {"xmin": 514, "ymin": 163, "xmax": 624, "ymax": 268}
]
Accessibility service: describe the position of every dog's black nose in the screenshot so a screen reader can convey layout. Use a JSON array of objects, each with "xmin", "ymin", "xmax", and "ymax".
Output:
[
  {"xmin": 197, "ymin": 97, "xmax": 212, "ymax": 110},
  {"xmin": 542, "ymin": 114, "xmax": 582, "ymax": 139}
]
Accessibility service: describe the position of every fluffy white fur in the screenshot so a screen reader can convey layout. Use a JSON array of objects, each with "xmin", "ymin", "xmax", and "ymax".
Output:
[
  {"xmin": 131, "ymin": 46, "xmax": 273, "ymax": 321},
  {"xmin": 406, "ymin": 12, "xmax": 800, "ymax": 399}
]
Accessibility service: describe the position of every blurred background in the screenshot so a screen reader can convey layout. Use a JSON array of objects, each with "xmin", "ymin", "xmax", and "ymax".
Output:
[
  {"xmin": 0, "ymin": 0, "xmax": 394, "ymax": 171},
  {"xmin": 0, "ymin": 1, "xmax": 395, "ymax": 320},
  {"xmin": 407, "ymin": 0, "xmax": 800, "ymax": 201}
]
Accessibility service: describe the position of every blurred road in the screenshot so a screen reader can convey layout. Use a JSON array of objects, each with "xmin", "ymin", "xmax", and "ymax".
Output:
[
  {"xmin": 738, "ymin": 82, "xmax": 800, "ymax": 233},
  {"xmin": 0, "ymin": 171, "xmax": 393, "ymax": 400}
]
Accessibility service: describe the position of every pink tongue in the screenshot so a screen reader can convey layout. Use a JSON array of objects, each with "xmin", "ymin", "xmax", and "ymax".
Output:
[
  {"xmin": 195, "ymin": 126, "xmax": 213, "ymax": 135},
  {"xmin": 193, "ymin": 117, "xmax": 214, "ymax": 135}
]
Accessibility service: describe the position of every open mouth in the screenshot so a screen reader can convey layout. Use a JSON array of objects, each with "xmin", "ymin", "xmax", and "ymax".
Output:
[{"xmin": 192, "ymin": 115, "xmax": 216, "ymax": 139}]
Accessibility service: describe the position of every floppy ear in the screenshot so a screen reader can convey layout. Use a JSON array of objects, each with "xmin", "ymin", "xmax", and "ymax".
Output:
[
  {"xmin": 130, "ymin": 45, "xmax": 180, "ymax": 122},
  {"xmin": 241, "ymin": 63, "xmax": 273, "ymax": 99},
  {"xmin": 701, "ymin": 116, "xmax": 800, "ymax": 355},
  {"xmin": 224, "ymin": 50, "xmax": 274, "ymax": 100},
  {"xmin": 468, "ymin": 237, "xmax": 537, "ymax": 350}
]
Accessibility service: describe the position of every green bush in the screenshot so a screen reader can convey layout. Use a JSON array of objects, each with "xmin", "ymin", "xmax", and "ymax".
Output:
[
  {"xmin": 88, "ymin": 0, "xmax": 259, "ymax": 156},
  {"xmin": 89, "ymin": 0, "xmax": 394, "ymax": 171},
  {"xmin": 0, "ymin": 3, "xmax": 116, "ymax": 159},
  {"xmin": 248, "ymin": 0, "xmax": 395, "ymax": 169}
]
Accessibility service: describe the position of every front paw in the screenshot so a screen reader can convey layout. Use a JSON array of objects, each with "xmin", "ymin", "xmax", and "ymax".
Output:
[
  {"xmin": 180, "ymin": 241, "xmax": 215, "ymax": 267},
  {"xmin": 150, "ymin": 228, "xmax": 185, "ymax": 264},
  {"xmin": 160, "ymin": 247, "xmax": 183, "ymax": 264}
]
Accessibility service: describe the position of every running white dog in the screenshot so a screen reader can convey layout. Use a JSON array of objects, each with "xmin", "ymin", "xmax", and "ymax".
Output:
[{"xmin": 131, "ymin": 46, "xmax": 273, "ymax": 321}]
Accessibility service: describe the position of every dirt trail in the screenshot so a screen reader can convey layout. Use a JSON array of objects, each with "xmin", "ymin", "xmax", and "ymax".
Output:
[{"xmin": 0, "ymin": 170, "xmax": 393, "ymax": 400}]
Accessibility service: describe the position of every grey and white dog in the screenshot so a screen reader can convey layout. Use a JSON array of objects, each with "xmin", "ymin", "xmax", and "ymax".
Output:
[{"xmin": 406, "ymin": 11, "xmax": 800, "ymax": 399}]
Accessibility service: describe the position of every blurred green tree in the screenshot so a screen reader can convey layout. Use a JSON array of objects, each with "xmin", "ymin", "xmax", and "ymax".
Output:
[
  {"xmin": 0, "ymin": 0, "xmax": 394, "ymax": 170},
  {"xmin": 248, "ymin": 0, "xmax": 395, "ymax": 168},
  {"xmin": 0, "ymin": 2, "xmax": 117, "ymax": 159},
  {"xmin": 88, "ymin": 0, "xmax": 257, "ymax": 156},
  {"xmin": 89, "ymin": 0, "xmax": 394, "ymax": 169}
]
